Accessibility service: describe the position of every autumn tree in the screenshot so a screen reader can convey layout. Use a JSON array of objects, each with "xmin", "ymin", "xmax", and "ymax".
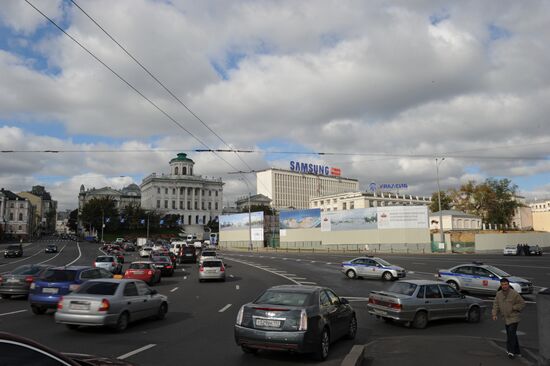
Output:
[{"xmin": 429, "ymin": 191, "xmax": 453, "ymax": 213}]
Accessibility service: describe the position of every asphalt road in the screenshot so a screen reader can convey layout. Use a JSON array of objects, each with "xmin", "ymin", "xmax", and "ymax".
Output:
[{"xmin": 0, "ymin": 240, "xmax": 547, "ymax": 365}]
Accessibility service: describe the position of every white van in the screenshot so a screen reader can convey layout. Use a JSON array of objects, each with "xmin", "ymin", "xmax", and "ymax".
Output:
[{"xmin": 171, "ymin": 241, "xmax": 186, "ymax": 255}]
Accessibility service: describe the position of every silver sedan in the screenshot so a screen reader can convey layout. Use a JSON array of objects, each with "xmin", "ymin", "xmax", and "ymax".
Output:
[
  {"xmin": 55, "ymin": 279, "xmax": 168, "ymax": 332},
  {"xmin": 367, "ymin": 280, "xmax": 485, "ymax": 329}
]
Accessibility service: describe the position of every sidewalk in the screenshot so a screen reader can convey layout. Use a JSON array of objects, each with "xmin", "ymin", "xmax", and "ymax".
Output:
[{"xmin": 361, "ymin": 335, "xmax": 538, "ymax": 366}]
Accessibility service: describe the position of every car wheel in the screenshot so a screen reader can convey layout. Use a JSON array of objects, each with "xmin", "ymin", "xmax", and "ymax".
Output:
[
  {"xmin": 412, "ymin": 311, "xmax": 428, "ymax": 329},
  {"xmin": 467, "ymin": 306, "xmax": 481, "ymax": 323},
  {"xmin": 156, "ymin": 302, "xmax": 168, "ymax": 320},
  {"xmin": 114, "ymin": 312, "xmax": 129, "ymax": 332},
  {"xmin": 447, "ymin": 281, "xmax": 460, "ymax": 291},
  {"xmin": 1, "ymin": 294, "xmax": 11, "ymax": 299},
  {"xmin": 314, "ymin": 328, "xmax": 330, "ymax": 361},
  {"xmin": 345, "ymin": 315, "xmax": 357, "ymax": 340},
  {"xmin": 66, "ymin": 324, "xmax": 79, "ymax": 330},
  {"xmin": 241, "ymin": 345, "xmax": 258, "ymax": 354},
  {"xmin": 382, "ymin": 271, "xmax": 394, "ymax": 281},
  {"xmin": 346, "ymin": 270, "xmax": 357, "ymax": 279},
  {"xmin": 198, "ymin": 279, "xmax": 203, "ymax": 283},
  {"xmin": 31, "ymin": 305, "xmax": 46, "ymax": 315}
]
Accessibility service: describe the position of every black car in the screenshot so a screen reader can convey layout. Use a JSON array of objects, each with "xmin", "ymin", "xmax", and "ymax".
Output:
[
  {"xmin": 178, "ymin": 245, "xmax": 197, "ymax": 263},
  {"xmin": 529, "ymin": 245, "xmax": 543, "ymax": 256},
  {"xmin": 151, "ymin": 256, "xmax": 175, "ymax": 276},
  {"xmin": 234, "ymin": 285, "xmax": 357, "ymax": 360},
  {"xmin": 45, "ymin": 244, "xmax": 58, "ymax": 253},
  {"xmin": 4, "ymin": 244, "xmax": 23, "ymax": 258},
  {"xmin": 0, "ymin": 331, "xmax": 136, "ymax": 365}
]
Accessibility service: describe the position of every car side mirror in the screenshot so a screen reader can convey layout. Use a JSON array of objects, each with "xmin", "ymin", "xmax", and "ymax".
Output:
[
  {"xmin": 460, "ymin": 294, "xmax": 466, "ymax": 299},
  {"xmin": 340, "ymin": 298, "xmax": 349, "ymax": 305},
  {"xmin": 150, "ymin": 289, "xmax": 158, "ymax": 295}
]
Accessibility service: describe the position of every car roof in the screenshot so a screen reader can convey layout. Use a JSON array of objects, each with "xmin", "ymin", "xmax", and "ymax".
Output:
[
  {"xmin": 51, "ymin": 266, "xmax": 92, "ymax": 271},
  {"xmin": 202, "ymin": 257, "xmax": 222, "ymax": 262},
  {"xmin": 267, "ymin": 285, "xmax": 322, "ymax": 293},
  {"xmin": 130, "ymin": 261, "xmax": 154, "ymax": 264},
  {"xmin": 395, "ymin": 279, "xmax": 448, "ymax": 285}
]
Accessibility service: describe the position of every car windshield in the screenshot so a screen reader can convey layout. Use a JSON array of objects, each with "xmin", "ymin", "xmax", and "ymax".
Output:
[
  {"xmin": 254, "ymin": 290, "xmax": 311, "ymax": 306},
  {"xmin": 12, "ymin": 265, "xmax": 39, "ymax": 275},
  {"xmin": 95, "ymin": 256, "xmax": 114, "ymax": 262},
  {"xmin": 203, "ymin": 260, "xmax": 222, "ymax": 267},
  {"xmin": 376, "ymin": 258, "xmax": 392, "ymax": 266},
  {"xmin": 7, "ymin": 245, "xmax": 20, "ymax": 250},
  {"xmin": 129, "ymin": 263, "xmax": 150, "ymax": 270},
  {"xmin": 76, "ymin": 281, "xmax": 119, "ymax": 295},
  {"xmin": 41, "ymin": 269, "xmax": 77, "ymax": 282},
  {"xmin": 143, "ymin": 247, "xmax": 152, "ymax": 251},
  {"xmin": 202, "ymin": 252, "xmax": 216, "ymax": 257},
  {"xmin": 153, "ymin": 256, "xmax": 170, "ymax": 263},
  {"xmin": 388, "ymin": 282, "xmax": 418, "ymax": 296},
  {"xmin": 486, "ymin": 266, "xmax": 511, "ymax": 277}
]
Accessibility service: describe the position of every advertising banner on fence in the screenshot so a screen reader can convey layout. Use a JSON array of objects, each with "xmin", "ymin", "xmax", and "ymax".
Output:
[
  {"xmin": 377, "ymin": 206, "xmax": 429, "ymax": 229},
  {"xmin": 320, "ymin": 206, "xmax": 428, "ymax": 231},
  {"xmin": 279, "ymin": 209, "xmax": 321, "ymax": 229},
  {"xmin": 219, "ymin": 212, "xmax": 264, "ymax": 231},
  {"xmin": 321, "ymin": 208, "xmax": 378, "ymax": 231}
]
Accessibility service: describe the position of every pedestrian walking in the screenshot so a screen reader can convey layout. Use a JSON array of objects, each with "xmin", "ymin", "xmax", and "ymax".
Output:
[{"xmin": 492, "ymin": 277, "xmax": 526, "ymax": 359}]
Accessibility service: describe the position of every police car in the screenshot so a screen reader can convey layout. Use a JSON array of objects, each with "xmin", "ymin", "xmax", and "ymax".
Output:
[
  {"xmin": 437, "ymin": 262, "xmax": 533, "ymax": 295},
  {"xmin": 341, "ymin": 256, "xmax": 406, "ymax": 281}
]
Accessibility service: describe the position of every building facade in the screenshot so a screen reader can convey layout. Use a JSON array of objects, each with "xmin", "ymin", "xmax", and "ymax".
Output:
[
  {"xmin": 235, "ymin": 194, "xmax": 272, "ymax": 211},
  {"xmin": 429, "ymin": 210, "xmax": 482, "ymax": 231},
  {"xmin": 18, "ymin": 185, "xmax": 57, "ymax": 235},
  {"xmin": 528, "ymin": 199, "xmax": 550, "ymax": 232},
  {"xmin": 310, "ymin": 191, "xmax": 431, "ymax": 212},
  {"xmin": 257, "ymin": 168, "xmax": 359, "ymax": 210},
  {"xmin": 78, "ymin": 184, "xmax": 141, "ymax": 214},
  {"xmin": 140, "ymin": 153, "xmax": 224, "ymax": 230},
  {"xmin": 0, "ymin": 189, "xmax": 34, "ymax": 240}
]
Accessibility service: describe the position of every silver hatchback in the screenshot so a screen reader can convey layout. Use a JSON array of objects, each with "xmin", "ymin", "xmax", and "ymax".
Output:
[
  {"xmin": 198, "ymin": 258, "xmax": 226, "ymax": 282},
  {"xmin": 94, "ymin": 255, "xmax": 122, "ymax": 274}
]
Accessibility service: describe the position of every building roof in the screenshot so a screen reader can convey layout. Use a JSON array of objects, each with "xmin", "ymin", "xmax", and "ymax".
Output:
[
  {"xmin": 256, "ymin": 168, "xmax": 358, "ymax": 181},
  {"xmin": 170, "ymin": 153, "xmax": 194, "ymax": 164},
  {"xmin": 235, "ymin": 193, "xmax": 272, "ymax": 205},
  {"xmin": 0, "ymin": 189, "xmax": 23, "ymax": 200},
  {"xmin": 430, "ymin": 210, "xmax": 479, "ymax": 218}
]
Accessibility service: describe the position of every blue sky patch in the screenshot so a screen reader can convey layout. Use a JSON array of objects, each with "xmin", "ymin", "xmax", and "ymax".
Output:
[
  {"xmin": 488, "ymin": 24, "xmax": 511, "ymax": 41},
  {"xmin": 429, "ymin": 9, "xmax": 450, "ymax": 26},
  {"xmin": 257, "ymin": 139, "xmax": 319, "ymax": 164}
]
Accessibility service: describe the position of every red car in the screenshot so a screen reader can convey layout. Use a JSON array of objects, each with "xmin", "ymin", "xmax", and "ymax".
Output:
[{"xmin": 124, "ymin": 261, "xmax": 161, "ymax": 286}]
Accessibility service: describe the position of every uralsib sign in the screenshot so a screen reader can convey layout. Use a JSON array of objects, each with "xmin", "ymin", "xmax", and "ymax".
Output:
[{"xmin": 289, "ymin": 161, "xmax": 341, "ymax": 176}]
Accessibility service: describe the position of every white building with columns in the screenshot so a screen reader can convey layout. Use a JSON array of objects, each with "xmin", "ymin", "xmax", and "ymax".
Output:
[{"xmin": 140, "ymin": 153, "xmax": 224, "ymax": 231}]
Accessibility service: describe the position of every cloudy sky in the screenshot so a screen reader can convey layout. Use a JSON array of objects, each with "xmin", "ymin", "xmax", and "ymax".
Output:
[{"xmin": 1, "ymin": 0, "xmax": 549, "ymax": 210}]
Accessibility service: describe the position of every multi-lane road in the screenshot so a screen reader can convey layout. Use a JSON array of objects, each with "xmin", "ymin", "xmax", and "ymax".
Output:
[{"xmin": 0, "ymin": 238, "xmax": 547, "ymax": 365}]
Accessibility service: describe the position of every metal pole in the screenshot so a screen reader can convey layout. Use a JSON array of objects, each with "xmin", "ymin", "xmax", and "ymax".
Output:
[
  {"xmin": 146, "ymin": 213, "xmax": 150, "ymax": 240},
  {"xmin": 101, "ymin": 209, "xmax": 104, "ymax": 243},
  {"xmin": 436, "ymin": 158, "xmax": 445, "ymax": 247},
  {"xmin": 248, "ymin": 192, "xmax": 252, "ymax": 251}
]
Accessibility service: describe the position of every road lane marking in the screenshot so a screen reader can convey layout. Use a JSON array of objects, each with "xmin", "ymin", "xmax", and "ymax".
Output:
[
  {"xmin": 236, "ymin": 285, "xmax": 240, "ymax": 290},
  {"xmin": 288, "ymin": 277, "xmax": 306, "ymax": 280},
  {"xmin": 64, "ymin": 241, "xmax": 82, "ymax": 266},
  {"xmin": 224, "ymin": 257, "xmax": 300, "ymax": 285},
  {"xmin": 0, "ymin": 309, "xmax": 27, "ymax": 316},
  {"xmin": 311, "ymin": 261, "xmax": 316, "ymax": 263},
  {"xmin": 117, "ymin": 344, "xmax": 157, "ymax": 360},
  {"xmin": 299, "ymin": 281, "xmax": 317, "ymax": 285},
  {"xmin": 37, "ymin": 244, "xmax": 67, "ymax": 264},
  {"xmin": 170, "ymin": 287, "xmax": 178, "ymax": 292},
  {"xmin": 296, "ymin": 259, "xmax": 301, "ymax": 262},
  {"xmin": 230, "ymin": 275, "xmax": 234, "ymax": 278},
  {"xmin": 326, "ymin": 262, "xmax": 332, "ymax": 265},
  {"xmin": 184, "ymin": 276, "xmax": 187, "ymax": 280},
  {"xmin": 219, "ymin": 304, "xmax": 232, "ymax": 312},
  {"xmin": 412, "ymin": 262, "xmax": 426, "ymax": 265}
]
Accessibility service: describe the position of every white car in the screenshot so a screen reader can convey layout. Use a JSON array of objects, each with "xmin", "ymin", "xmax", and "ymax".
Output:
[
  {"xmin": 193, "ymin": 241, "xmax": 203, "ymax": 249},
  {"xmin": 198, "ymin": 250, "xmax": 218, "ymax": 265},
  {"xmin": 139, "ymin": 246, "xmax": 153, "ymax": 258},
  {"xmin": 503, "ymin": 245, "xmax": 518, "ymax": 256}
]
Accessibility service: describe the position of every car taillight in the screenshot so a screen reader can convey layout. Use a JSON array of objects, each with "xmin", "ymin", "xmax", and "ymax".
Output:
[
  {"xmin": 111, "ymin": 262, "xmax": 116, "ymax": 266},
  {"xmin": 25, "ymin": 276, "xmax": 34, "ymax": 283},
  {"xmin": 69, "ymin": 284, "xmax": 80, "ymax": 292},
  {"xmin": 166, "ymin": 265, "xmax": 173, "ymax": 269},
  {"xmin": 368, "ymin": 298, "xmax": 374, "ymax": 304},
  {"xmin": 57, "ymin": 296, "xmax": 63, "ymax": 310},
  {"xmin": 299, "ymin": 309, "xmax": 308, "ymax": 331},
  {"xmin": 0, "ymin": 276, "xmax": 3, "ymax": 283},
  {"xmin": 99, "ymin": 298, "xmax": 110, "ymax": 311},
  {"xmin": 124, "ymin": 271, "xmax": 129, "ymax": 277},
  {"xmin": 389, "ymin": 302, "xmax": 402, "ymax": 310},
  {"xmin": 199, "ymin": 266, "xmax": 204, "ymax": 272},
  {"xmin": 220, "ymin": 265, "xmax": 225, "ymax": 272},
  {"xmin": 236, "ymin": 306, "xmax": 244, "ymax": 325},
  {"xmin": 93, "ymin": 263, "xmax": 96, "ymax": 267},
  {"xmin": 147, "ymin": 270, "xmax": 153, "ymax": 276}
]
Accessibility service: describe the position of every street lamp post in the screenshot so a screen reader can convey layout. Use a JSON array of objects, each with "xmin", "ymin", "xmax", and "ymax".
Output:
[
  {"xmin": 435, "ymin": 158, "xmax": 445, "ymax": 247},
  {"xmin": 101, "ymin": 209, "xmax": 105, "ymax": 243}
]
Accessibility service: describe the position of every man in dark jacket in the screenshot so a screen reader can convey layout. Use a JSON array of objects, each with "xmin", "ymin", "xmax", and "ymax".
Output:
[{"xmin": 492, "ymin": 277, "xmax": 526, "ymax": 359}]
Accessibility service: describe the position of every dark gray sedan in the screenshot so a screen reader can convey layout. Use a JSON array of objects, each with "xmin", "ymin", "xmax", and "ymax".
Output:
[
  {"xmin": 234, "ymin": 285, "xmax": 356, "ymax": 361},
  {"xmin": 367, "ymin": 280, "xmax": 485, "ymax": 329},
  {"xmin": 0, "ymin": 264, "xmax": 52, "ymax": 299}
]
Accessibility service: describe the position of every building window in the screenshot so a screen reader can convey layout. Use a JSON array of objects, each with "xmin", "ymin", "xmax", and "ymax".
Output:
[
  {"xmin": 173, "ymin": 188, "xmax": 176, "ymax": 195},
  {"xmin": 215, "ymin": 191, "xmax": 218, "ymax": 197},
  {"xmin": 175, "ymin": 167, "xmax": 179, "ymax": 175},
  {"xmin": 20, "ymin": 204, "xmax": 24, "ymax": 208},
  {"xmin": 157, "ymin": 187, "xmax": 160, "ymax": 194},
  {"xmin": 215, "ymin": 202, "xmax": 218, "ymax": 210},
  {"xmin": 194, "ymin": 202, "xmax": 198, "ymax": 209},
  {"xmin": 350, "ymin": 202, "xmax": 354, "ymax": 209},
  {"xmin": 195, "ymin": 215, "xmax": 199, "ymax": 224},
  {"xmin": 320, "ymin": 200, "xmax": 324, "ymax": 205},
  {"xmin": 180, "ymin": 201, "xmax": 184, "ymax": 209},
  {"xmin": 342, "ymin": 202, "xmax": 347, "ymax": 210},
  {"xmin": 327, "ymin": 208, "xmax": 331, "ymax": 212},
  {"xmin": 188, "ymin": 188, "xmax": 192, "ymax": 195},
  {"xmin": 208, "ymin": 202, "xmax": 211, "ymax": 210},
  {"xmin": 203, "ymin": 215, "xmax": 206, "ymax": 224},
  {"xmin": 18, "ymin": 213, "xmax": 23, "ymax": 221},
  {"xmin": 18, "ymin": 225, "xmax": 22, "ymax": 230},
  {"xmin": 157, "ymin": 200, "xmax": 160, "ymax": 208},
  {"xmin": 188, "ymin": 215, "xmax": 192, "ymax": 225},
  {"xmin": 172, "ymin": 201, "xmax": 176, "ymax": 209},
  {"xmin": 9, "ymin": 213, "xmax": 13, "ymax": 220},
  {"xmin": 164, "ymin": 200, "xmax": 168, "ymax": 209},
  {"xmin": 202, "ymin": 202, "xmax": 205, "ymax": 210},
  {"xmin": 180, "ymin": 187, "xmax": 184, "ymax": 195},
  {"xmin": 182, "ymin": 167, "xmax": 187, "ymax": 175},
  {"xmin": 187, "ymin": 201, "xmax": 191, "ymax": 209},
  {"xmin": 165, "ymin": 188, "xmax": 168, "ymax": 194},
  {"xmin": 209, "ymin": 190, "xmax": 212, "ymax": 196},
  {"xmin": 10, "ymin": 203, "xmax": 14, "ymax": 208}
]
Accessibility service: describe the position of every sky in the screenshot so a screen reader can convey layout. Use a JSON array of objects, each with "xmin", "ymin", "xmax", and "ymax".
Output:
[{"xmin": 1, "ymin": 0, "xmax": 550, "ymax": 210}]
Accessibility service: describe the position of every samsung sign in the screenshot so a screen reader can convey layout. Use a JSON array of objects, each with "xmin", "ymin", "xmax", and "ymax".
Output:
[{"xmin": 289, "ymin": 161, "xmax": 341, "ymax": 176}]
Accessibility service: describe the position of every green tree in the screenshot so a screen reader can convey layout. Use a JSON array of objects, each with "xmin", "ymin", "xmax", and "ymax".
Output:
[
  {"xmin": 81, "ymin": 197, "xmax": 119, "ymax": 234},
  {"xmin": 67, "ymin": 209, "xmax": 78, "ymax": 233},
  {"xmin": 429, "ymin": 191, "xmax": 453, "ymax": 213},
  {"xmin": 121, "ymin": 203, "xmax": 146, "ymax": 230}
]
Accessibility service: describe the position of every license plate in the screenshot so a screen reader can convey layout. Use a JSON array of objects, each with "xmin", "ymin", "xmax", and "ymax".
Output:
[
  {"xmin": 70, "ymin": 303, "xmax": 90, "ymax": 310},
  {"xmin": 7, "ymin": 278, "xmax": 19, "ymax": 283},
  {"xmin": 255, "ymin": 318, "xmax": 282, "ymax": 328},
  {"xmin": 132, "ymin": 270, "xmax": 144, "ymax": 274},
  {"xmin": 186, "ymin": 254, "xmax": 192, "ymax": 256},
  {"xmin": 43, "ymin": 288, "xmax": 58, "ymax": 294},
  {"xmin": 373, "ymin": 309, "xmax": 387, "ymax": 316}
]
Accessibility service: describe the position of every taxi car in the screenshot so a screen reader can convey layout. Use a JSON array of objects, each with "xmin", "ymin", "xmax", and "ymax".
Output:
[
  {"xmin": 437, "ymin": 261, "xmax": 533, "ymax": 295},
  {"xmin": 367, "ymin": 280, "xmax": 485, "ymax": 329},
  {"xmin": 341, "ymin": 256, "xmax": 406, "ymax": 281}
]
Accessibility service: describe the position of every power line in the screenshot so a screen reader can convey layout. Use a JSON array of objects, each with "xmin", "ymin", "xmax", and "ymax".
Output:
[
  {"xmin": 68, "ymin": 0, "xmax": 259, "ymax": 189},
  {"xmin": 24, "ymin": 0, "xmax": 249, "ymax": 185}
]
